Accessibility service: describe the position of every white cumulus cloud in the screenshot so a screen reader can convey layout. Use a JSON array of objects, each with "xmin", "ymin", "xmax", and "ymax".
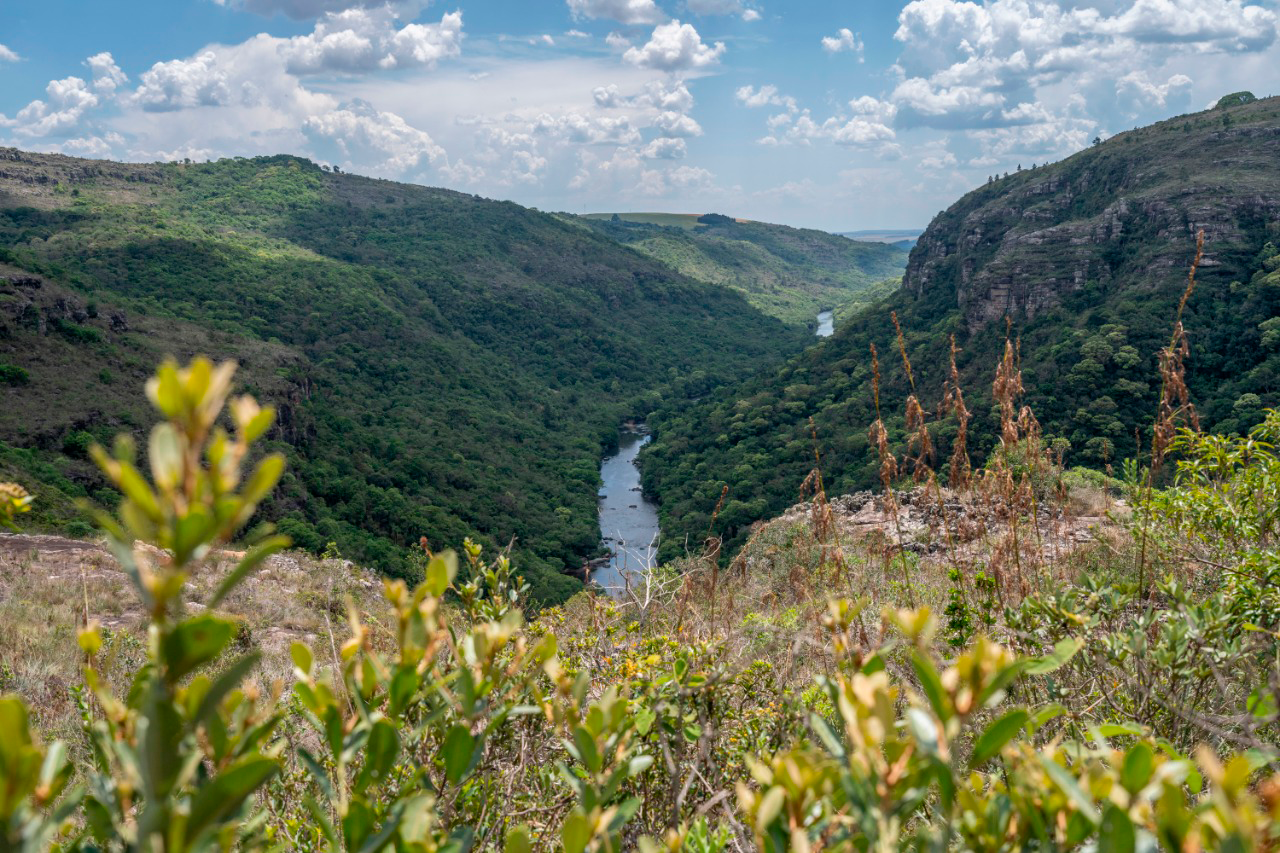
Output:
[
  {"xmin": 624, "ymin": 20, "xmax": 725, "ymax": 71},
  {"xmin": 821, "ymin": 27, "xmax": 863, "ymax": 58},
  {"xmin": 735, "ymin": 84, "xmax": 796, "ymax": 110},
  {"xmin": 304, "ymin": 98, "xmax": 444, "ymax": 174},
  {"xmin": 134, "ymin": 53, "xmax": 232, "ymax": 111},
  {"xmin": 533, "ymin": 111, "xmax": 641, "ymax": 145},
  {"xmin": 641, "ymin": 136, "xmax": 686, "ymax": 158},
  {"xmin": 0, "ymin": 44, "xmax": 18, "ymax": 63},
  {"xmin": 86, "ymin": 53, "xmax": 128, "ymax": 95},
  {"xmin": 12, "ymin": 76, "xmax": 100, "ymax": 138},
  {"xmin": 889, "ymin": 0, "xmax": 1277, "ymax": 132},
  {"xmin": 281, "ymin": 9, "xmax": 463, "ymax": 73},
  {"xmin": 652, "ymin": 109, "xmax": 702, "ymax": 136}
]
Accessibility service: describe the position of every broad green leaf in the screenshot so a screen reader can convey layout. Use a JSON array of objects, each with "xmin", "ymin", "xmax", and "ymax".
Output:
[
  {"xmin": 755, "ymin": 786, "xmax": 786, "ymax": 833},
  {"xmin": 911, "ymin": 650, "xmax": 950, "ymax": 720},
  {"xmin": 148, "ymin": 423, "xmax": 183, "ymax": 492},
  {"xmin": 342, "ymin": 799, "xmax": 376, "ymax": 852},
  {"xmin": 504, "ymin": 825, "xmax": 534, "ymax": 853},
  {"xmin": 116, "ymin": 462, "xmax": 164, "ymax": 524},
  {"xmin": 626, "ymin": 754, "xmax": 653, "ymax": 778},
  {"xmin": 356, "ymin": 808, "xmax": 402, "ymax": 853},
  {"xmin": 210, "ymin": 534, "xmax": 290, "ymax": 607},
  {"xmin": 1030, "ymin": 703, "xmax": 1068, "ymax": 733},
  {"xmin": 977, "ymin": 660, "xmax": 1029, "ymax": 709},
  {"xmin": 1094, "ymin": 722, "xmax": 1144, "ymax": 740},
  {"xmin": 0, "ymin": 695, "xmax": 33, "ymax": 753},
  {"xmin": 1247, "ymin": 686, "xmax": 1278, "ymax": 720},
  {"xmin": 426, "ymin": 551, "xmax": 458, "ymax": 597},
  {"xmin": 442, "ymin": 724, "xmax": 476, "ymax": 785},
  {"xmin": 970, "ymin": 709, "xmax": 1029, "ymax": 768},
  {"xmin": 810, "ymin": 713, "xmax": 846, "ymax": 760},
  {"xmin": 1025, "ymin": 637, "xmax": 1084, "ymax": 675},
  {"xmin": 607, "ymin": 796, "xmax": 642, "ymax": 833},
  {"xmin": 1038, "ymin": 755, "xmax": 1099, "ymax": 825},
  {"xmin": 1245, "ymin": 747, "xmax": 1279, "ymax": 772},
  {"xmin": 290, "ymin": 642, "xmax": 314, "ymax": 677},
  {"xmin": 37, "ymin": 739, "xmax": 71, "ymax": 800},
  {"xmin": 1120, "ymin": 742, "xmax": 1153, "ymax": 794},
  {"xmin": 441, "ymin": 826, "xmax": 475, "ymax": 853},
  {"xmin": 193, "ymin": 652, "xmax": 260, "ymax": 728},
  {"xmin": 354, "ymin": 719, "xmax": 400, "ymax": 793},
  {"xmin": 561, "ymin": 811, "xmax": 591, "ymax": 853},
  {"xmin": 571, "ymin": 727, "xmax": 601, "ymax": 775},
  {"xmin": 298, "ymin": 748, "xmax": 334, "ymax": 802},
  {"xmin": 161, "ymin": 614, "xmax": 236, "ymax": 681},
  {"xmin": 184, "ymin": 757, "xmax": 279, "ymax": 843},
  {"xmin": 1098, "ymin": 803, "xmax": 1136, "ymax": 853},
  {"xmin": 241, "ymin": 453, "xmax": 286, "ymax": 507},
  {"xmin": 907, "ymin": 707, "xmax": 940, "ymax": 755},
  {"xmin": 240, "ymin": 404, "xmax": 276, "ymax": 443}
]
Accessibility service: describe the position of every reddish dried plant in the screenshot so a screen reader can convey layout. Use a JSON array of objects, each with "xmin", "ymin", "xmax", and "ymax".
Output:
[
  {"xmin": 992, "ymin": 329, "xmax": 1025, "ymax": 449},
  {"xmin": 868, "ymin": 342, "xmax": 915, "ymax": 605},
  {"xmin": 893, "ymin": 312, "xmax": 934, "ymax": 480},
  {"xmin": 1152, "ymin": 231, "xmax": 1204, "ymax": 473},
  {"xmin": 1138, "ymin": 230, "xmax": 1206, "ymax": 598},
  {"xmin": 939, "ymin": 335, "xmax": 972, "ymax": 489}
]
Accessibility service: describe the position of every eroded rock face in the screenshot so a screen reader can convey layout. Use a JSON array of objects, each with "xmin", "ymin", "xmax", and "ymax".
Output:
[
  {"xmin": 904, "ymin": 104, "xmax": 1280, "ymax": 332},
  {"xmin": 0, "ymin": 147, "xmax": 169, "ymax": 209}
]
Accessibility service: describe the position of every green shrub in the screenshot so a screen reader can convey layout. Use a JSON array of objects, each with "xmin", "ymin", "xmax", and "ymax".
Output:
[
  {"xmin": 61, "ymin": 430, "xmax": 95, "ymax": 459},
  {"xmin": 0, "ymin": 364, "xmax": 29, "ymax": 386},
  {"xmin": 50, "ymin": 317, "xmax": 101, "ymax": 344},
  {"xmin": 1217, "ymin": 91, "xmax": 1258, "ymax": 108},
  {"xmin": 64, "ymin": 520, "xmax": 94, "ymax": 538}
]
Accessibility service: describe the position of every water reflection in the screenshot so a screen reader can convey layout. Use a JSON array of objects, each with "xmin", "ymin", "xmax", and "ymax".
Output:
[
  {"xmin": 816, "ymin": 310, "xmax": 834, "ymax": 337},
  {"xmin": 594, "ymin": 430, "xmax": 660, "ymax": 596}
]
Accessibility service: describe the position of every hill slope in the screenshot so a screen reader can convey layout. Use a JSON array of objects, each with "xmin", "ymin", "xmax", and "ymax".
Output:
[
  {"xmin": 575, "ymin": 213, "xmax": 909, "ymax": 326},
  {"xmin": 0, "ymin": 149, "xmax": 807, "ymax": 602},
  {"xmin": 641, "ymin": 95, "xmax": 1280, "ymax": 562}
]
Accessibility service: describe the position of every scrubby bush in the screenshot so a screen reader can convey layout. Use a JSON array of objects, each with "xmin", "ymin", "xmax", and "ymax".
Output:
[{"xmin": 0, "ymin": 364, "xmax": 30, "ymax": 386}]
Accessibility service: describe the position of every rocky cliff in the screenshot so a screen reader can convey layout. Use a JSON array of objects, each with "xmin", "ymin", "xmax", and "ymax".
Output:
[
  {"xmin": 642, "ymin": 97, "xmax": 1280, "ymax": 563},
  {"xmin": 905, "ymin": 97, "xmax": 1280, "ymax": 331}
]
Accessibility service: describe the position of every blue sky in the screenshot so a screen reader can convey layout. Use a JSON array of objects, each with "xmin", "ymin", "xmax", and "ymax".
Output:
[{"xmin": 3, "ymin": 0, "xmax": 1279, "ymax": 230}]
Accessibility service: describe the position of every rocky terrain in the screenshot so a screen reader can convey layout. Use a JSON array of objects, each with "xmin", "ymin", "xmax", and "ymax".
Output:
[{"xmin": 904, "ymin": 97, "xmax": 1280, "ymax": 331}]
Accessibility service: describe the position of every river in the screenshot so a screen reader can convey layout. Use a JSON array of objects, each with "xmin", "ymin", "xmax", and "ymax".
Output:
[
  {"xmin": 593, "ymin": 429, "xmax": 660, "ymax": 595},
  {"xmin": 591, "ymin": 310, "xmax": 829, "ymax": 594},
  {"xmin": 816, "ymin": 310, "xmax": 834, "ymax": 337}
]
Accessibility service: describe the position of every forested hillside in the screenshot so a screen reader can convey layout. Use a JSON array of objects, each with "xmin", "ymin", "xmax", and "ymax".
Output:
[
  {"xmin": 642, "ymin": 95, "xmax": 1280, "ymax": 562},
  {"xmin": 0, "ymin": 149, "xmax": 807, "ymax": 603},
  {"xmin": 575, "ymin": 212, "xmax": 908, "ymax": 325}
]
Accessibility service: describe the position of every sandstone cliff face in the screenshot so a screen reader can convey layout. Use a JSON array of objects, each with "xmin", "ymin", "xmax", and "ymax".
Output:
[{"xmin": 904, "ymin": 100, "xmax": 1280, "ymax": 331}]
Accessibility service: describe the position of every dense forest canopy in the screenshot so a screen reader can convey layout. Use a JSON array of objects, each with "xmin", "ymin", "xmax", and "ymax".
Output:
[
  {"xmin": 0, "ymin": 150, "xmax": 809, "ymax": 603},
  {"xmin": 573, "ymin": 212, "xmax": 909, "ymax": 325}
]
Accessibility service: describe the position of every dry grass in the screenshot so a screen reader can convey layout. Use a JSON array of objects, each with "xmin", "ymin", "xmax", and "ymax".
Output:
[{"xmin": 0, "ymin": 533, "xmax": 387, "ymax": 747}]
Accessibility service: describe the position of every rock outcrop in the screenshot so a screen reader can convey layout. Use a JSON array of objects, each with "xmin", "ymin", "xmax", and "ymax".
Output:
[{"xmin": 904, "ymin": 99, "xmax": 1280, "ymax": 331}]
